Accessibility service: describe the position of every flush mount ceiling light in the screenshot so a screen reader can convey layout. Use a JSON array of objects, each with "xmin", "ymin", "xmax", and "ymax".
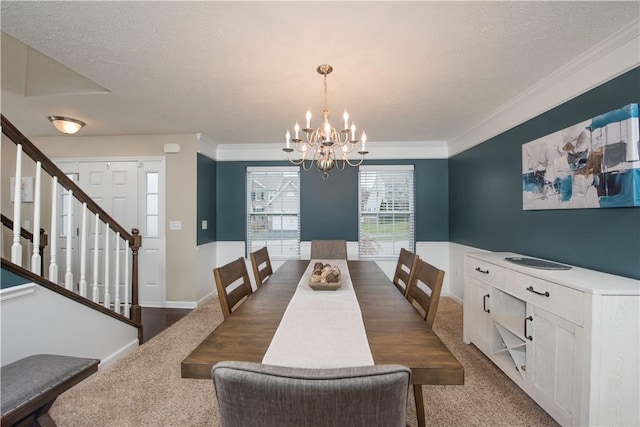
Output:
[
  {"xmin": 48, "ymin": 115, "xmax": 86, "ymax": 135},
  {"xmin": 283, "ymin": 64, "xmax": 368, "ymax": 179}
]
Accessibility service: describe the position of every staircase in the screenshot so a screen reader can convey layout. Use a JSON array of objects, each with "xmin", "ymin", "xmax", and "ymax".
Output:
[{"xmin": 1, "ymin": 115, "xmax": 143, "ymax": 365}]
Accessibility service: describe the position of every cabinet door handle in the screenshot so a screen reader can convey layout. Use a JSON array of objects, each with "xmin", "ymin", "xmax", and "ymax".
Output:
[
  {"xmin": 475, "ymin": 267, "xmax": 489, "ymax": 274},
  {"xmin": 526, "ymin": 286, "xmax": 550, "ymax": 297},
  {"xmin": 524, "ymin": 316, "xmax": 533, "ymax": 341},
  {"xmin": 483, "ymin": 294, "xmax": 490, "ymax": 313}
]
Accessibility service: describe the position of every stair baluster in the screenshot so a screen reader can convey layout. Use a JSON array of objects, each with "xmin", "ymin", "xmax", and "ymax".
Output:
[
  {"xmin": 115, "ymin": 232, "xmax": 121, "ymax": 314},
  {"xmin": 92, "ymin": 213, "xmax": 100, "ymax": 303},
  {"xmin": 49, "ymin": 177, "xmax": 59, "ymax": 283},
  {"xmin": 79, "ymin": 202, "xmax": 88, "ymax": 297},
  {"xmin": 104, "ymin": 224, "xmax": 110, "ymax": 309},
  {"xmin": 31, "ymin": 161, "xmax": 42, "ymax": 275},
  {"xmin": 11, "ymin": 144, "xmax": 23, "ymax": 264},
  {"xmin": 64, "ymin": 189, "xmax": 74, "ymax": 290}
]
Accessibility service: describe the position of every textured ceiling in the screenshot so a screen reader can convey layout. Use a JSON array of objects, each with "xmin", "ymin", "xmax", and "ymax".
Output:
[{"xmin": 1, "ymin": 1, "xmax": 639, "ymax": 147}]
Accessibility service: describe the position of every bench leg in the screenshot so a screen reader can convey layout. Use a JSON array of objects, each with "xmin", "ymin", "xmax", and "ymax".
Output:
[{"xmin": 11, "ymin": 400, "xmax": 57, "ymax": 427}]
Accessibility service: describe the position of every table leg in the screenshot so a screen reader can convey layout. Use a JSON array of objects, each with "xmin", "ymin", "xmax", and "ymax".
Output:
[{"xmin": 414, "ymin": 384, "xmax": 426, "ymax": 427}]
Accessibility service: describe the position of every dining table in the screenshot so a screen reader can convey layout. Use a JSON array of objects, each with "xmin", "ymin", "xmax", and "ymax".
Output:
[{"xmin": 181, "ymin": 259, "xmax": 464, "ymax": 427}]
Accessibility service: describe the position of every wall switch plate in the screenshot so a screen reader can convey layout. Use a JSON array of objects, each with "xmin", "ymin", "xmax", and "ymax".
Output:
[
  {"xmin": 169, "ymin": 220, "xmax": 182, "ymax": 230},
  {"xmin": 202, "ymin": 220, "xmax": 208, "ymax": 230}
]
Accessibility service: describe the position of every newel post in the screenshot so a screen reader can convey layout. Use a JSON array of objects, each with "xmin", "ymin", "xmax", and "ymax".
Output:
[{"xmin": 130, "ymin": 228, "xmax": 142, "ymax": 326}]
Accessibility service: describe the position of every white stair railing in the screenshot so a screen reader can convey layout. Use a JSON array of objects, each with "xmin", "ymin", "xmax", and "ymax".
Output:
[{"xmin": 2, "ymin": 116, "xmax": 142, "ymax": 326}]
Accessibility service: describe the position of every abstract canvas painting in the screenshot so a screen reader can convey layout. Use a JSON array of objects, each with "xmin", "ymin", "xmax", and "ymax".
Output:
[{"xmin": 522, "ymin": 103, "xmax": 640, "ymax": 210}]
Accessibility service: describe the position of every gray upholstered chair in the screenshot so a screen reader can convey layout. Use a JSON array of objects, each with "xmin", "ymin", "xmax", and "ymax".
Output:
[
  {"xmin": 310, "ymin": 240, "xmax": 347, "ymax": 259},
  {"xmin": 212, "ymin": 361, "xmax": 411, "ymax": 427}
]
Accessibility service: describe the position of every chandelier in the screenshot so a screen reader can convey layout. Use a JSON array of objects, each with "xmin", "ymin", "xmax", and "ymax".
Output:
[{"xmin": 283, "ymin": 64, "xmax": 368, "ymax": 179}]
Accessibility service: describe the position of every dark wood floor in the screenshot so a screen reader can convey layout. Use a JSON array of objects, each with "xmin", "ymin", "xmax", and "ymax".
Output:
[{"xmin": 140, "ymin": 307, "xmax": 192, "ymax": 343}]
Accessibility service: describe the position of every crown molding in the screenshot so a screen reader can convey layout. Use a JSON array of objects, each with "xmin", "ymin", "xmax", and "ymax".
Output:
[
  {"xmin": 215, "ymin": 140, "xmax": 448, "ymax": 162},
  {"xmin": 448, "ymin": 19, "xmax": 640, "ymax": 157}
]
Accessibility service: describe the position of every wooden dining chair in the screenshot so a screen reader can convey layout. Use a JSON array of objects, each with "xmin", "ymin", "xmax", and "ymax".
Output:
[
  {"xmin": 404, "ymin": 257, "xmax": 445, "ymax": 424},
  {"xmin": 213, "ymin": 257, "xmax": 253, "ymax": 319},
  {"xmin": 250, "ymin": 246, "xmax": 273, "ymax": 288},
  {"xmin": 212, "ymin": 361, "xmax": 411, "ymax": 427},
  {"xmin": 392, "ymin": 248, "xmax": 419, "ymax": 297},
  {"xmin": 310, "ymin": 240, "xmax": 347, "ymax": 259},
  {"xmin": 405, "ymin": 257, "xmax": 445, "ymax": 327}
]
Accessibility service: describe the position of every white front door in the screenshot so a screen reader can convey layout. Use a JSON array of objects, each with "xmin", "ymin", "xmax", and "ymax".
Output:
[{"xmin": 55, "ymin": 158, "xmax": 165, "ymax": 307}]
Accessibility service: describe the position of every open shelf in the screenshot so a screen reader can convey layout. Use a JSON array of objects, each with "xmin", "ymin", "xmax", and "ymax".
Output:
[{"xmin": 493, "ymin": 322, "xmax": 527, "ymax": 379}]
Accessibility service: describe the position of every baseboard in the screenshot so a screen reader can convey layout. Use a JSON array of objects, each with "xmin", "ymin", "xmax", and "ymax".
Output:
[
  {"xmin": 98, "ymin": 338, "xmax": 139, "ymax": 370},
  {"xmin": 163, "ymin": 301, "xmax": 198, "ymax": 309},
  {"xmin": 443, "ymin": 292, "xmax": 463, "ymax": 305},
  {"xmin": 196, "ymin": 290, "xmax": 217, "ymax": 307}
]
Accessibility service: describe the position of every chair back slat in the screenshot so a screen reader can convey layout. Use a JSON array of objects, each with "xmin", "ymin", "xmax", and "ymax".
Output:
[
  {"xmin": 250, "ymin": 247, "xmax": 273, "ymax": 288},
  {"xmin": 406, "ymin": 258, "xmax": 445, "ymax": 327},
  {"xmin": 392, "ymin": 248, "xmax": 418, "ymax": 296},
  {"xmin": 310, "ymin": 240, "xmax": 347, "ymax": 259},
  {"xmin": 214, "ymin": 258, "xmax": 252, "ymax": 318}
]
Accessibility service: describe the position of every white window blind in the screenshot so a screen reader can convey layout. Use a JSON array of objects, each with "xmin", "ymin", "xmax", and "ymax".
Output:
[
  {"xmin": 358, "ymin": 165, "xmax": 415, "ymax": 258},
  {"xmin": 247, "ymin": 166, "xmax": 300, "ymax": 258}
]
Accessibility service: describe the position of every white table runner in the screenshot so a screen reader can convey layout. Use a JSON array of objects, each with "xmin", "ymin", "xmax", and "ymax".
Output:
[{"xmin": 262, "ymin": 259, "xmax": 374, "ymax": 368}]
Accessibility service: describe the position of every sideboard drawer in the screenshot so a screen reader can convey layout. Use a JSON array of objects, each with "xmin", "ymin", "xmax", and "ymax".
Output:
[
  {"xmin": 465, "ymin": 256, "xmax": 506, "ymax": 288},
  {"xmin": 507, "ymin": 271, "xmax": 584, "ymax": 325}
]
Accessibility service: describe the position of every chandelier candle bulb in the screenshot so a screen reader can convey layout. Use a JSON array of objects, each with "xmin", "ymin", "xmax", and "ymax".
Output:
[
  {"xmin": 306, "ymin": 110, "xmax": 312, "ymax": 129},
  {"xmin": 285, "ymin": 130, "xmax": 291, "ymax": 149},
  {"xmin": 294, "ymin": 123, "xmax": 300, "ymax": 140},
  {"xmin": 362, "ymin": 131, "xmax": 367, "ymax": 151},
  {"xmin": 343, "ymin": 110, "xmax": 349, "ymax": 130},
  {"xmin": 351, "ymin": 123, "xmax": 356, "ymax": 141}
]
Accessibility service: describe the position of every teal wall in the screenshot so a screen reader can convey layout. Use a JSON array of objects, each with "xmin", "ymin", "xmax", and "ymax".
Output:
[
  {"xmin": 449, "ymin": 67, "xmax": 640, "ymax": 279},
  {"xmin": 215, "ymin": 159, "xmax": 449, "ymax": 242},
  {"xmin": 1, "ymin": 267, "xmax": 30, "ymax": 289},
  {"xmin": 197, "ymin": 153, "xmax": 217, "ymax": 244}
]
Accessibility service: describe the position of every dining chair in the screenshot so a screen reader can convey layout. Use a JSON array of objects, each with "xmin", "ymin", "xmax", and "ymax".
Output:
[
  {"xmin": 213, "ymin": 257, "xmax": 253, "ymax": 319},
  {"xmin": 405, "ymin": 257, "xmax": 445, "ymax": 327},
  {"xmin": 392, "ymin": 248, "xmax": 419, "ymax": 297},
  {"xmin": 212, "ymin": 361, "xmax": 411, "ymax": 427},
  {"xmin": 310, "ymin": 240, "xmax": 347, "ymax": 259},
  {"xmin": 404, "ymin": 257, "xmax": 445, "ymax": 424},
  {"xmin": 250, "ymin": 246, "xmax": 273, "ymax": 288}
]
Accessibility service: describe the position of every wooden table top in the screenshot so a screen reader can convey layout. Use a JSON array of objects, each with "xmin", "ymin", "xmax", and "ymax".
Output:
[{"xmin": 181, "ymin": 260, "xmax": 464, "ymax": 386}]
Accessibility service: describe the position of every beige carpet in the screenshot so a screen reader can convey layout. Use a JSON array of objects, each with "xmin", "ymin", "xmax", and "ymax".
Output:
[{"xmin": 51, "ymin": 297, "xmax": 559, "ymax": 426}]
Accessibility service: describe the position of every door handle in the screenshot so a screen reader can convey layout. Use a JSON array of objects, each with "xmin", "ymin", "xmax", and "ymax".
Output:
[
  {"xmin": 475, "ymin": 267, "xmax": 489, "ymax": 274},
  {"xmin": 483, "ymin": 294, "xmax": 490, "ymax": 313},
  {"xmin": 524, "ymin": 316, "xmax": 533, "ymax": 341}
]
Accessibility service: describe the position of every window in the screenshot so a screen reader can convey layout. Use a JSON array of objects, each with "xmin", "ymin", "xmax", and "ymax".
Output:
[
  {"xmin": 358, "ymin": 165, "xmax": 415, "ymax": 258},
  {"xmin": 145, "ymin": 172, "xmax": 159, "ymax": 238},
  {"xmin": 247, "ymin": 167, "xmax": 300, "ymax": 258}
]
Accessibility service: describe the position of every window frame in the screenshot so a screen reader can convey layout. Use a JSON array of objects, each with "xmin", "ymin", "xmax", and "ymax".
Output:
[
  {"xmin": 246, "ymin": 166, "xmax": 301, "ymax": 260},
  {"xmin": 358, "ymin": 165, "xmax": 415, "ymax": 259}
]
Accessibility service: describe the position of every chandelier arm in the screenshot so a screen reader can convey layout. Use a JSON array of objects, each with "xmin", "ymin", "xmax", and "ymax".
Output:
[
  {"xmin": 301, "ymin": 159, "xmax": 315, "ymax": 171},
  {"xmin": 342, "ymin": 154, "xmax": 366, "ymax": 167}
]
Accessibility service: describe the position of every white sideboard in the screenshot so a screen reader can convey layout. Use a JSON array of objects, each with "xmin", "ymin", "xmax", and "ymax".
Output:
[{"xmin": 462, "ymin": 251, "xmax": 640, "ymax": 426}]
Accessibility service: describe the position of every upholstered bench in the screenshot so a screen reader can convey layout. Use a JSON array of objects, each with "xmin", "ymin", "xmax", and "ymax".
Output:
[{"xmin": 1, "ymin": 354, "xmax": 99, "ymax": 427}]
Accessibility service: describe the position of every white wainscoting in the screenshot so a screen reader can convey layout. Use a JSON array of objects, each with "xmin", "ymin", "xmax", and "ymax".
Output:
[
  {"xmin": 193, "ymin": 241, "xmax": 483, "ymax": 305},
  {"xmin": 0, "ymin": 283, "xmax": 139, "ymax": 368}
]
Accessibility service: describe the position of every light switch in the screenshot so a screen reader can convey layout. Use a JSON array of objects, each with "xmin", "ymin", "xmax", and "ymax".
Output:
[
  {"xmin": 169, "ymin": 220, "xmax": 182, "ymax": 230},
  {"xmin": 202, "ymin": 220, "xmax": 208, "ymax": 230}
]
